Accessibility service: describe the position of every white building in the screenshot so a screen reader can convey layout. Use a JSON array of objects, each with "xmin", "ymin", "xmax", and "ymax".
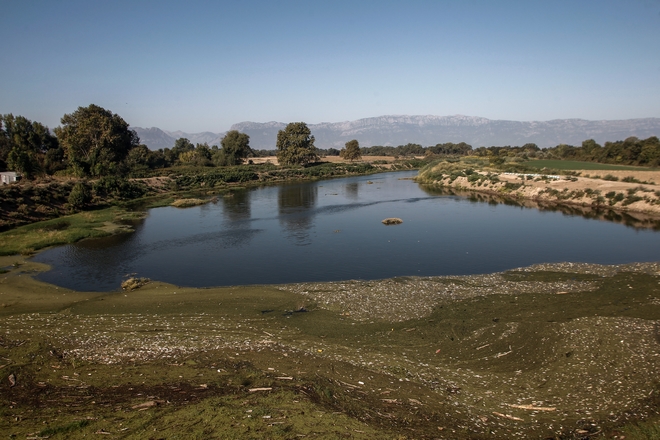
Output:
[{"xmin": 0, "ymin": 172, "xmax": 20, "ymax": 185}]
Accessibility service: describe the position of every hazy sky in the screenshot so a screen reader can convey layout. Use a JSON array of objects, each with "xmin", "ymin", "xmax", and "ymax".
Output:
[{"xmin": 1, "ymin": 0, "xmax": 659, "ymax": 132}]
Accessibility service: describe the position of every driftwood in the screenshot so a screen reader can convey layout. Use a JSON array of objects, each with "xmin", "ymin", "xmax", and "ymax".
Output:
[
  {"xmin": 132, "ymin": 400, "xmax": 165, "ymax": 410},
  {"xmin": 507, "ymin": 403, "xmax": 556, "ymax": 411},
  {"xmin": 492, "ymin": 411, "xmax": 524, "ymax": 422},
  {"xmin": 248, "ymin": 387, "xmax": 273, "ymax": 392}
]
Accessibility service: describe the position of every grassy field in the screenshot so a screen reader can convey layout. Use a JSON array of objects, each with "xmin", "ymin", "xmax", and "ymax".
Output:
[
  {"xmin": 0, "ymin": 207, "xmax": 145, "ymax": 256},
  {"xmin": 523, "ymin": 159, "xmax": 655, "ymax": 171},
  {"xmin": 1, "ymin": 256, "xmax": 659, "ymax": 439}
]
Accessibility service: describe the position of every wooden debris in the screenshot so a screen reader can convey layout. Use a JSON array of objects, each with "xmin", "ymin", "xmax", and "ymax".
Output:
[
  {"xmin": 8, "ymin": 373, "xmax": 16, "ymax": 387},
  {"xmin": 275, "ymin": 376, "xmax": 293, "ymax": 380},
  {"xmin": 248, "ymin": 387, "xmax": 273, "ymax": 392},
  {"xmin": 337, "ymin": 380, "xmax": 361, "ymax": 388},
  {"xmin": 131, "ymin": 400, "xmax": 164, "ymax": 410},
  {"xmin": 507, "ymin": 403, "xmax": 556, "ymax": 411},
  {"xmin": 492, "ymin": 411, "xmax": 524, "ymax": 422}
]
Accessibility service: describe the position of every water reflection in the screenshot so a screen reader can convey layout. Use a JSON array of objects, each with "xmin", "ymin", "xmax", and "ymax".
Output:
[
  {"xmin": 345, "ymin": 182, "xmax": 359, "ymax": 200},
  {"xmin": 222, "ymin": 190, "xmax": 251, "ymax": 223},
  {"xmin": 278, "ymin": 183, "xmax": 318, "ymax": 245}
]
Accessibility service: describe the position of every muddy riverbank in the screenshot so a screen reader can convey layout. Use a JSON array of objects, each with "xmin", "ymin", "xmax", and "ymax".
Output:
[{"xmin": 1, "ymin": 256, "xmax": 659, "ymax": 439}]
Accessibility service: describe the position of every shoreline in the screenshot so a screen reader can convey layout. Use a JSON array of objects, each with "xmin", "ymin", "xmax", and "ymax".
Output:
[{"xmin": 416, "ymin": 167, "xmax": 660, "ymax": 220}]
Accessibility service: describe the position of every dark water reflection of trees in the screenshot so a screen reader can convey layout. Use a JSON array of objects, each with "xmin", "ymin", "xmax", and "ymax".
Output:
[
  {"xmin": 222, "ymin": 189, "xmax": 251, "ymax": 223},
  {"xmin": 345, "ymin": 182, "xmax": 359, "ymax": 200},
  {"xmin": 278, "ymin": 184, "xmax": 318, "ymax": 245}
]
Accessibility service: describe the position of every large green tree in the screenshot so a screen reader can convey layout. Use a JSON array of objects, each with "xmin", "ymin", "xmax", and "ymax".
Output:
[
  {"xmin": 215, "ymin": 130, "xmax": 251, "ymax": 166},
  {"xmin": 276, "ymin": 122, "xmax": 318, "ymax": 166},
  {"xmin": 340, "ymin": 139, "xmax": 361, "ymax": 161},
  {"xmin": 1, "ymin": 114, "xmax": 61, "ymax": 178},
  {"xmin": 55, "ymin": 104, "xmax": 140, "ymax": 176}
]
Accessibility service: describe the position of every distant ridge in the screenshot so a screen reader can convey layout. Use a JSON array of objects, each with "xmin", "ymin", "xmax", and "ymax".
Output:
[
  {"xmin": 133, "ymin": 115, "xmax": 660, "ymax": 151},
  {"xmin": 130, "ymin": 127, "xmax": 226, "ymax": 151}
]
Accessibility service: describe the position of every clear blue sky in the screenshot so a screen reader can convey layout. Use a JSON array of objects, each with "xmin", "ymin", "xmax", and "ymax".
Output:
[{"xmin": 1, "ymin": 0, "xmax": 659, "ymax": 132}]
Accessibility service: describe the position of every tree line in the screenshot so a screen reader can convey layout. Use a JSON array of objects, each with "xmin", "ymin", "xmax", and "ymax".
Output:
[
  {"xmin": 0, "ymin": 105, "xmax": 259, "ymax": 179},
  {"xmin": 2, "ymin": 103, "xmax": 659, "ymax": 181},
  {"xmin": 0, "ymin": 105, "xmax": 362, "ymax": 180},
  {"xmin": 472, "ymin": 137, "xmax": 660, "ymax": 167}
]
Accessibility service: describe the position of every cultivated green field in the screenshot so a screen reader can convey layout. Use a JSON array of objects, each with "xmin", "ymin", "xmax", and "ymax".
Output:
[{"xmin": 523, "ymin": 159, "xmax": 654, "ymax": 171}]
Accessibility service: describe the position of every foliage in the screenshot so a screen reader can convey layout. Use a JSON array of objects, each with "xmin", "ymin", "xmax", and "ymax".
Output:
[
  {"xmin": 68, "ymin": 182, "xmax": 92, "ymax": 210},
  {"xmin": 425, "ymin": 142, "xmax": 473, "ymax": 156},
  {"xmin": 173, "ymin": 168, "xmax": 259, "ymax": 189},
  {"xmin": 163, "ymin": 138, "xmax": 194, "ymax": 165},
  {"xmin": 543, "ymin": 136, "xmax": 660, "ymax": 167},
  {"xmin": 55, "ymin": 104, "xmax": 140, "ymax": 177},
  {"xmin": 215, "ymin": 130, "xmax": 252, "ymax": 166},
  {"xmin": 119, "ymin": 147, "xmax": 168, "ymax": 176},
  {"xmin": 92, "ymin": 176, "xmax": 148, "ymax": 200},
  {"xmin": 276, "ymin": 122, "xmax": 319, "ymax": 166},
  {"xmin": 361, "ymin": 143, "xmax": 430, "ymax": 157},
  {"xmin": 0, "ymin": 114, "xmax": 61, "ymax": 178},
  {"xmin": 339, "ymin": 139, "xmax": 361, "ymax": 161},
  {"xmin": 178, "ymin": 143, "xmax": 212, "ymax": 167},
  {"xmin": 265, "ymin": 162, "xmax": 376, "ymax": 180}
]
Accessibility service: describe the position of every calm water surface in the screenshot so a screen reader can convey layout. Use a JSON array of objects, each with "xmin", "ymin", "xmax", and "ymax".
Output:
[{"xmin": 33, "ymin": 171, "xmax": 660, "ymax": 291}]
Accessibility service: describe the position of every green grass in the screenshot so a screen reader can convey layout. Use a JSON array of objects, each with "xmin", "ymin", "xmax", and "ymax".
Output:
[
  {"xmin": 523, "ymin": 159, "xmax": 655, "ymax": 171},
  {"xmin": 0, "ymin": 206, "xmax": 144, "ymax": 255}
]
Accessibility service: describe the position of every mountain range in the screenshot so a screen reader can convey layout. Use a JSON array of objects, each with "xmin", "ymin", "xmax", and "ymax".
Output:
[{"xmin": 132, "ymin": 115, "xmax": 660, "ymax": 151}]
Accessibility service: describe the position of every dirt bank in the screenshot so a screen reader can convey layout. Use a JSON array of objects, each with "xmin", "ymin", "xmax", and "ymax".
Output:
[{"xmin": 418, "ymin": 166, "xmax": 660, "ymax": 217}]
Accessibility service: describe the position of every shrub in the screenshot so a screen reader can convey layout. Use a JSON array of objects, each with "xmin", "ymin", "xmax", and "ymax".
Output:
[
  {"xmin": 623, "ymin": 195, "xmax": 644, "ymax": 206},
  {"xmin": 93, "ymin": 176, "xmax": 147, "ymax": 200},
  {"xmin": 503, "ymin": 182, "xmax": 523, "ymax": 191},
  {"xmin": 603, "ymin": 174, "xmax": 619, "ymax": 181},
  {"xmin": 68, "ymin": 182, "xmax": 92, "ymax": 210},
  {"xmin": 608, "ymin": 192, "xmax": 625, "ymax": 205}
]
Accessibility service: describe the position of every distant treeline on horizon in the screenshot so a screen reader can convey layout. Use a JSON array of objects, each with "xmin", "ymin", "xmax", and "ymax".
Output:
[{"xmin": 2, "ymin": 104, "xmax": 659, "ymax": 181}]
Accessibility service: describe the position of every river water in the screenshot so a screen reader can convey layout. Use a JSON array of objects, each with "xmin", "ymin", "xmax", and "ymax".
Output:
[{"xmin": 32, "ymin": 171, "xmax": 660, "ymax": 291}]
